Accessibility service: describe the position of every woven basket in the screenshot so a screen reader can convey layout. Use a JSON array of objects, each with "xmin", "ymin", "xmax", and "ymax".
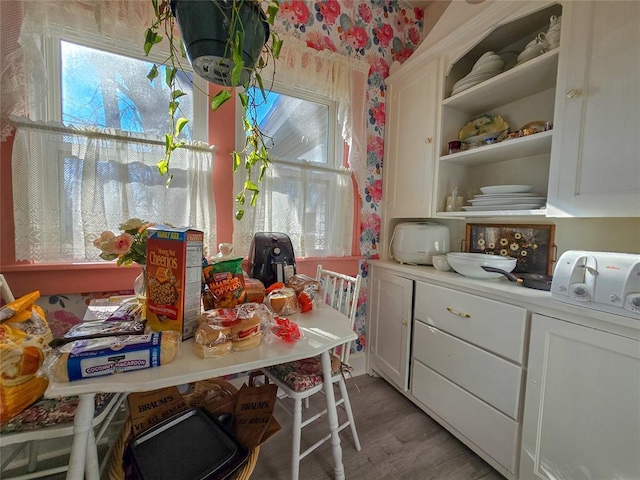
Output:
[{"xmin": 107, "ymin": 378, "xmax": 259, "ymax": 480}]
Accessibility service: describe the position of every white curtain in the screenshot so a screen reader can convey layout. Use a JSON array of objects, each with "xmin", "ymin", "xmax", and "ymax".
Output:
[
  {"xmin": 233, "ymin": 161, "xmax": 354, "ymax": 258},
  {"xmin": 11, "ymin": 117, "xmax": 216, "ymax": 263},
  {"xmin": 265, "ymin": 35, "xmax": 369, "ymax": 200},
  {"xmin": 233, "ymin": 35, "xmax": 367, "ymax": 257},
  {"xmin": 1, "ymin": 0, "xmax": 175, "ymax": 136}
]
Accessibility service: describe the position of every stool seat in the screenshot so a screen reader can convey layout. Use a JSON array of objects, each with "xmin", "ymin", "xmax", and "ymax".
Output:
[{"xmin": 265, "ymin": 354, "xmax": 344, "ymax": 392}]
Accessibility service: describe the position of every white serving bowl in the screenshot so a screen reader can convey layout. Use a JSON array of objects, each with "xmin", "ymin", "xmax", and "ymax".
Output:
[
  {"xmin": 432, "ymin": 255, "xmax": 452, "ymax": 272},
  {"xmin": 446, "ymin": 252, "xmax": 517, "ymax": 279}
]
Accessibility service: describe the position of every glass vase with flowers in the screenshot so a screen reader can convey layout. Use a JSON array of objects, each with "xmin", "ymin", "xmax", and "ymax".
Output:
[{"xmin": 93, "ymin": 218, "xmax": 156, "ymax": 299}]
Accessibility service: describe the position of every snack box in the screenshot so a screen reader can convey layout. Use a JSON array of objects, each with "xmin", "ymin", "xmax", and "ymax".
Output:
[{"xmin": 146, "ymin": 226, "xmax": 203, "ymax": 340}]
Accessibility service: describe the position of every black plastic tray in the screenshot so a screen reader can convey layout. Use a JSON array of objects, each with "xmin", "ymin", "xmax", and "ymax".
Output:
[{"xmin": 125, "ymin": 407, "xmax": 248, "ymax": 480}]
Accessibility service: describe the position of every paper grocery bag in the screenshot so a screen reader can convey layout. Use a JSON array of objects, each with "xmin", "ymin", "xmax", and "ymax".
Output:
[
  {"xmin": 232, "ymin": 383, "xmax": 280, "ymax": 449},
  {"xmin": 127, "ymin": 386, "xmax": 187, "ymax": 438}
]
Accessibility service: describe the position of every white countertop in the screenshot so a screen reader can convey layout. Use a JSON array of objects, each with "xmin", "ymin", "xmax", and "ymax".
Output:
[{"xmin": 369, "ymin": 260, "xmax": 640, "ymax": 338}]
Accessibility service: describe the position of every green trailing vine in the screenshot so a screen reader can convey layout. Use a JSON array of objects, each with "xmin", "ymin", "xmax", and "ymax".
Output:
[{"xmin": 144, "ymin": 0, "xmax": 282, "ymax": 220}]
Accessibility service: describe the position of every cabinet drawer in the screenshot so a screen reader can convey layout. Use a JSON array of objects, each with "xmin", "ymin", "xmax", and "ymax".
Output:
[
  {"xmin": 414, "ymin": 282, "xmax": 527, "ymax": 363},
  {"xmin": 411, "ymin": 360, "xmax": 519, "ymax": 474},
  {"xmin": 413, "ymin": 320, "xmax": 523, "ymax": 420}
]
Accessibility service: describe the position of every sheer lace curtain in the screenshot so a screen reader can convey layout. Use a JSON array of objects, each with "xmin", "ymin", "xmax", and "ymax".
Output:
[
  {"xmin": 1, "ymin": 0, "xmax": 176, "ymax": 134},
  {"xmin": 265, "ymin": 35, "xmax": 369, "ymax": 199},
  {"xmin": 233, "ymin": 36, "xmax": 367, "ymax": 257},
  {"xmin": 11, "ymin": 118, "xmax": 215, "ymax": 263}
]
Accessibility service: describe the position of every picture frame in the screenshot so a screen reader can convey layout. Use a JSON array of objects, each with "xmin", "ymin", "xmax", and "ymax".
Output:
[{"xmin": 465, "ymin": 224, "xmax": 556, "ymax": 275}]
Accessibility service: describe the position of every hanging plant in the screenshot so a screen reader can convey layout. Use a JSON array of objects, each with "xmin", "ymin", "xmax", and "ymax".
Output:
[{"xmin": 144, "ymin": 0, "xmax": 282, "ymax": 220}]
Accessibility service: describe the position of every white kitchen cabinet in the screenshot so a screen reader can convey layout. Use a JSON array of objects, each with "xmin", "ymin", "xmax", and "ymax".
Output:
[
  {"xmin": 520, "ymin": 313, "xmax": 640, "ymax": 479},
  {"xmin": 546, "ymin": 1, "xmax": 640, "ymax": 217},
  {"xmin": 411, "ymin": 281, "xmax": 528, "ymax": 477},
  {"xmin": 434, "ymin": 3, "xmax": 562, "ymax": 218},
  {"xmin": 366, "ymin": 266, "xmax": 413, "ymax": 391},
  {"xmin": 382, "ymin": 56, "xmax": 440, "ymax": 220}
]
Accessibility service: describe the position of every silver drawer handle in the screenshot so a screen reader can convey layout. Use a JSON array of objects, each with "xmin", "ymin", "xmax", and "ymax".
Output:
[{"xmin": 446, "ymin": 307, "xmax": 471, "ymax": 318}]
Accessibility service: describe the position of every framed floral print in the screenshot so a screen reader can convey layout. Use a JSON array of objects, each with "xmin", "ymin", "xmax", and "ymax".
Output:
[{"xmin": 465, "ymin": 224, "xmax": 556, "ymax": 275}]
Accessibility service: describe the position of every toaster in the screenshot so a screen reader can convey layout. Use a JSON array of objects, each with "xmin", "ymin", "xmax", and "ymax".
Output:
[
  {"xmin": 391, "ymin": 222, "xmax": 450, "ymax": 265},
  {"xmin": 551, "ymin": 250, "xmax": 640, "ymax": 319}
]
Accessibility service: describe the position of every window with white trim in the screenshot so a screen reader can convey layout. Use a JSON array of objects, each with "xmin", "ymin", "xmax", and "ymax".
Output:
[
  {"xmin": 233, "ymin": 84, "xmax": 354, "ymax": 258},
  {"xmin": 10, "ymin": 20, "xmax": 215, "ymax": 264}
]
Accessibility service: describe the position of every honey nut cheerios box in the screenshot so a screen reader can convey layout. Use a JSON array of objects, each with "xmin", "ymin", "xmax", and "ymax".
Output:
[{"xmin": 146, "ymin": 226, "xmax": 203, "ymax": 340}]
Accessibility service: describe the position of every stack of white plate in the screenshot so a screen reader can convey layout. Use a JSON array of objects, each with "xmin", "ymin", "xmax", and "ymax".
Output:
[
  {"xmin": 451, "ymin": 51, "xmax": 505, "ymax": 96},
  {"xmin": 462, "ymin": 185, "xmax": 547, "ymax": 211}
]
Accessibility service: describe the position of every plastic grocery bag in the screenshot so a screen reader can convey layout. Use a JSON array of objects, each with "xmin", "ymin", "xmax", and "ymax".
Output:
[{"xmin": 0, "ymin": 291, "xmax": 52, "ymax": 424}]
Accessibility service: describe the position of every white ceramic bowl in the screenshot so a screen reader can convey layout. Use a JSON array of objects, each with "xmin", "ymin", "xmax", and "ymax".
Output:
[
  {"xmin": 446, "ymin": 252, "xmax": 517, "ymax": 279},
  {"xmin": 432, "ymin": 255, "xmax": 452, "ymax": 272}
]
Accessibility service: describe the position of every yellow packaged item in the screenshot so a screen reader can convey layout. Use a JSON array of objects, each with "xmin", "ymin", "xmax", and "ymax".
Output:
[{"xmin": 0, "ymin": 324, "xmax": 49, "ymax": 425}]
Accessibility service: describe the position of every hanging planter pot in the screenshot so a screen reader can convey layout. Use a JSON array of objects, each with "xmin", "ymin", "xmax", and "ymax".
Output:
[{"xmin": 170, "ymin": 0, "xmax": 270, "ymax": 86}]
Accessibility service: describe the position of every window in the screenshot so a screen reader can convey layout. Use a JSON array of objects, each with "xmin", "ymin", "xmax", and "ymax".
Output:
[
  {"xmin": 11, "ymin": 26, "xmax": 215, "ymax": 264},
  {"xmin": 233, "ymin": 85, "xmax": 354, "ymax": 258},
  {"xmin": 59, "ymin": 41, "xmax": 195, "ymax": 139}
]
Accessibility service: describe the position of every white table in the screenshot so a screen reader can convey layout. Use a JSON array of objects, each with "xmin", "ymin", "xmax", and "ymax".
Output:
[{"xmin": 45, "ymin": 305, "xmax": 358, "ymax": 480}]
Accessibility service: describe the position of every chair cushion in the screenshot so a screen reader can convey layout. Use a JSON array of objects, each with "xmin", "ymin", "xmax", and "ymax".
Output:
[
  {"xmin": 266, "ymin": 354, "xmax": 349, "ymax": 392},
  {"xmin": 0, "ymin": 393, "xmax": 115, "ymax": 433}
]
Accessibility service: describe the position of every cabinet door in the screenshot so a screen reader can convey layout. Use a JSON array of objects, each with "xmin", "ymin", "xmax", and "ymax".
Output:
[
  {"xmin": 367, "ymin": 268, "xmax": 413, "ymax": 391},
  {"xmin": 383, "ymin": 58, "xmax": 439, "ymax": 218},
  {"xmin": 520, "ymin": 313, "xmax": 640, "ymax": 480},
  {"xmin": 547, "ymin": 1, "xmax": 640, "ymax": 217}
]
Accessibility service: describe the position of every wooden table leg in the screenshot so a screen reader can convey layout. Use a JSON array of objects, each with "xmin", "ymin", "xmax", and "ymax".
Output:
[
  {"xmin": 320, "ymin": 351, "xmax": 345, "ymax": 480},
  {"xmin": 66, "ymin": 393, "xmax": 99, "ymax": 480}
]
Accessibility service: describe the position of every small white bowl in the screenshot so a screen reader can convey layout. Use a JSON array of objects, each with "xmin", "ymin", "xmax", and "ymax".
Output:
[{"xmin": 432, "ymin": 255, "xmax": 452, "ymax": 272}]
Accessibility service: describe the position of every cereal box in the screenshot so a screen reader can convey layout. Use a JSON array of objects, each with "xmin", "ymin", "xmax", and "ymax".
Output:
[{"xmin": 146, "ymin": 226, "xmax": 203, "ymax": 340}]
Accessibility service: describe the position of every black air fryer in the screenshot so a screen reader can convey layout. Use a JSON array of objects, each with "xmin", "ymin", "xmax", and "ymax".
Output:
[{"xmin": 248, "ymin": 233, "xmax": 296, "ymax": 288}]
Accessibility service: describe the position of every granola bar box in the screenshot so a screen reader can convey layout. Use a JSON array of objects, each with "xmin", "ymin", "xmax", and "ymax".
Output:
[{"xmin": 146, "ymin": 226, "xmax": 203, "ymax": 340}]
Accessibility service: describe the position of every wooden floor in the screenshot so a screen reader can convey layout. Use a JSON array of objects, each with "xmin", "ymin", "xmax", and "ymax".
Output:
[{"xmin": 251, "ymin": 374, "xmax": 505, "ymax": 480}]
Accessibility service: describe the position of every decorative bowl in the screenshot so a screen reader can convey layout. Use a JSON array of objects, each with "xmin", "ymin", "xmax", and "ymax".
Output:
[{"xmin": 446, "ymin": 252, "xmax": 517, "ymax": 279}]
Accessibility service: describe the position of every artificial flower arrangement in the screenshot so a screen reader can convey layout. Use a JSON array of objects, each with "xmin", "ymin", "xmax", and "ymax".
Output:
[{"xmin": 93, "ymin": 218, "xmax": 155, "ymax": 266}]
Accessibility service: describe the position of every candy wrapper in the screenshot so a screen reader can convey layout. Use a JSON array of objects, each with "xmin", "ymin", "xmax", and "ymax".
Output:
[{"xmin": 60, "ymin": 318, "xmax": 147, "ymax": 343}]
